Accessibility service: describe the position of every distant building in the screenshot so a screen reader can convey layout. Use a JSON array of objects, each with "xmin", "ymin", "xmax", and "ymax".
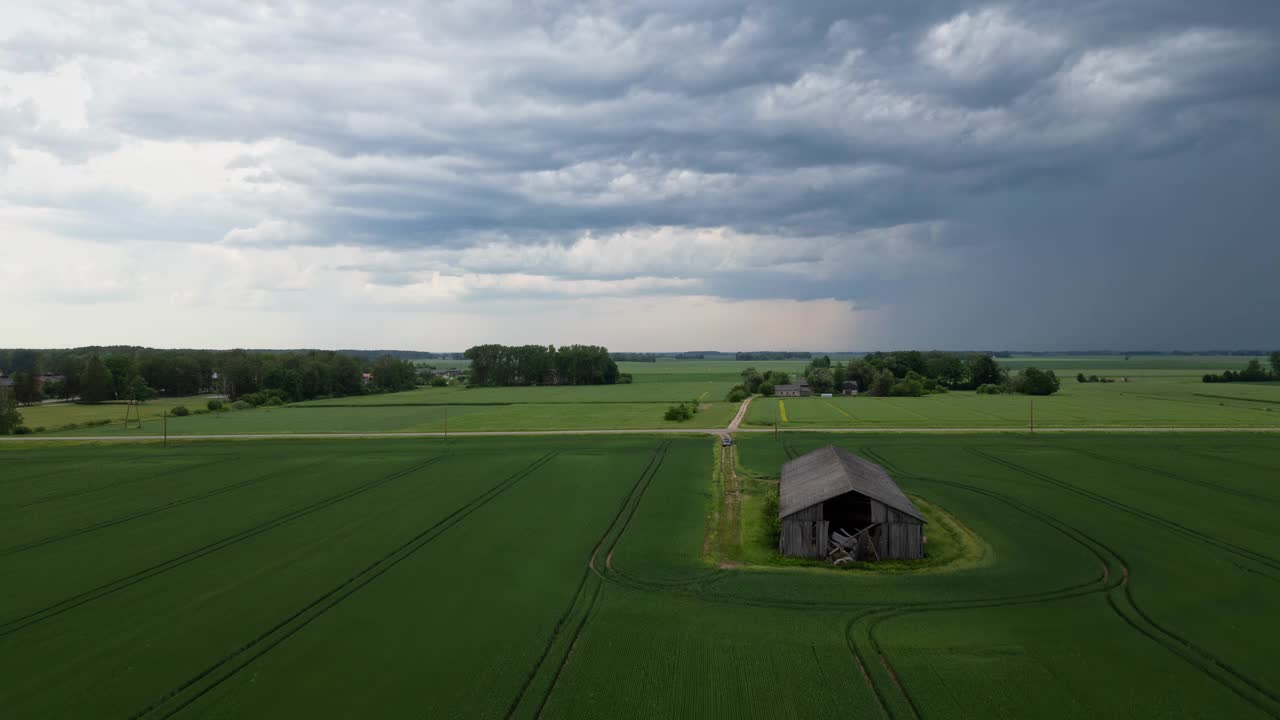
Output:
[
  {"xmin": 361, "ymin": 373, "xmax": 373, "ymax": 384},
  {"xmin": 36, "ymin": 374, "xmax": 65, "ymax": 388},
  {"xmin": 774, "ymin": 384, "xmax": 812, "ymax": 397},
  {"xmin": 0, "ymin": 375, "xmax": 12, "ymax": 388},
  {"xmin": 841, "ymin": 380, "xmax": 859, "ymax": 396}
]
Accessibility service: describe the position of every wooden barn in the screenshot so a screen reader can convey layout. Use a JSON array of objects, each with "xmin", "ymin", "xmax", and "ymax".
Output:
[{"xmin": 778, "ymin": 445, "xmax": 926, "ymax": 561}]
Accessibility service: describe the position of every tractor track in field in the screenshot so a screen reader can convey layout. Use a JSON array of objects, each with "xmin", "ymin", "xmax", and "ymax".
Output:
[
  {"xmin": 7, "ymin": 455, "xmax": 239, "ymax": 510},
  {"xmin": 920, "ymin": 446, "xmax": 1280, "ymax": 716},
  {"xmin": 1062, "ymin": 446, "xmax": 1280, "ymax": 506},
  {"xmin": 1, "ymin": 457, "xmax": 336, "ymax": 556},
  {"xmin": 0, "ymin": 454, "xmax": 448, "ymax": 637},
  {"xmin": 131, "ymin": 452, "xmax": 559, "ymax": 720},
  {"xmin": 504, "ymin": 442, "xmax": 670, "ymax": 720},
  {"xmin": 967, "ymin": 447, "xmax": 1280, "ymax": 575},
  {"xmin": 1177, "ymin": 446, "xmax": 1280, "ymax": 475}
]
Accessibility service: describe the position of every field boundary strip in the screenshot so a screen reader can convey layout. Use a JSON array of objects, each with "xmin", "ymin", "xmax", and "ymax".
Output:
[
  {"xmin": 0, "ymin": 454, "xmax": 448, "ymax": 637},
  {"xmin": 130, "ymin": 452, "xmax": 560, "ymax": 720}
]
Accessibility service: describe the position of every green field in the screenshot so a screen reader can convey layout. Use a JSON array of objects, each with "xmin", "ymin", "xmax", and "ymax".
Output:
[
  {"xmin": 751, "ymin": 380, "xmax": 1280, "ymax": 429},
  {"xmin": 3, "ymin": 433, "xmax": 1279, "ymax": 717},
  {"xmin": 26, "ymin": 355, "xmax": 1277, "ymax": 436},
  {"xmin": 18, "ymin": 397, "xmax": 217, "ymax": 432}
]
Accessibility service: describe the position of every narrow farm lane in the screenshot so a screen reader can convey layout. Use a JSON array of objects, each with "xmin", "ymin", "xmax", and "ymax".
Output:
[{"xmin": 726, "ymin": 395, "xmax": 754, "ymax": 433}]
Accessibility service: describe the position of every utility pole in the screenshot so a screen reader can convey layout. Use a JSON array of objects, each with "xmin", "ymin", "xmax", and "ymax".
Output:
[
  {"xmin": 1030, "ymin": 399, "xmax": 1034, "ymax": 434},
  {"xmin": 163, "ymin": 409, "xmax": 168, "ymax": 448}
]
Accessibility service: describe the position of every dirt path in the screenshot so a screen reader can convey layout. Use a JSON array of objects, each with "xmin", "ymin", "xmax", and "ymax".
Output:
[{"xmin": 726, "ymin": 395, "xmax": 753, "ymax": 433}]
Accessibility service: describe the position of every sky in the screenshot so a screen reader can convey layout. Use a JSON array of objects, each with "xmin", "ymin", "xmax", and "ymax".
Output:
[{"xmin": 2, "ymin": 1, "xmax": 1278, "ymax": 352}]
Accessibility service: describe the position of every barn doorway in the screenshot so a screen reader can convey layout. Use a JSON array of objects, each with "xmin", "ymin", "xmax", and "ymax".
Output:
[{"xmin": 824, "ymin": 492, "xmax": 872, "ymax": 535}]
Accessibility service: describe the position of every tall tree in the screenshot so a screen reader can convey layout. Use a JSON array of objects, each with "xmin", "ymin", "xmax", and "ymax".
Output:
[
  {"xmin": 11, "ymin": 372, "xmax": 41, "ymax": 405},
  {"xmin": 80, "ymin": 357, "xmax": 115, "ymax": 403},
  {"xmin": 966, "ymin": 354, "xmax": 1004, "ymax": 388},
  {"xmin": 0, "ymin": 387, "xmax": 21, "ymax": 434}
]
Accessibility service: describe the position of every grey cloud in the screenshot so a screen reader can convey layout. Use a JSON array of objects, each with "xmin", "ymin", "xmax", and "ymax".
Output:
[{"xmin": 3, "ymin": 0, "xmax": 1279, "ymax": 346}]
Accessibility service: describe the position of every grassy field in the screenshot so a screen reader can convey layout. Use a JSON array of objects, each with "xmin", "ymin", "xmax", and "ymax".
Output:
[
  {"xmin": 3, "ymin": 433, "xmax": 1279, "ymax": 717},
  {"xmin": 17, "ymin": 396, "xmax": 217, "ymax": 432}
]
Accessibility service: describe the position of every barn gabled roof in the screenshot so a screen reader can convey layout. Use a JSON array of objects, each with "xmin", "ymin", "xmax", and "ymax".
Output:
[{"xmin": 779, "ymin": 445, "xmax": 924, "ymax": 522}]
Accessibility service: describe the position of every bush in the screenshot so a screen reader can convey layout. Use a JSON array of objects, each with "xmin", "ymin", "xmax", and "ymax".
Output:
[
  {"xmin": 889, "ymin": 378, "xmax": 925, "ymax": 397},
  {"xmin": 976, "ymin": 383, "xmax": 1003, "ymax": 395},
  {"xmin": 726, "ymin": 386, "xmax": 748, "ymax": 403},
  {"xmin": 1077, "ymin": 372, "xmax": 1087, "ymax": 383},
  {"xmin": 664, "ymin": 403, "xmax": 694, "ymax": 421},
  {"xmin": 617, "ymin": 373, "xmax": 634, "ymax": 384},
  {"xmin": 13, "ymin": 425, "xmax": 32, "ymax": 435},
  {"xmin": 263, "ymin": 396, "xmax": 284, "ymax": 407},
  {"xmin": 170, "ymin": 406, "xmax": 190, "ymax": 417},
  {"xmin": 34, "ymin": 426, "xmax": 46, "ymax": 433},
  {"xmin": 207, "ymin": 399, "xmax": 224, "ymax": 411},
  {"xmin": 759, "ymin": 382, "xmax": 775, "ymax": 397},
  {"xmin": 869, "ymin": 369, "xmax": 895, "ymax": 396},
  {"xmin": 1014, "ymin": 367, "xmax": 1061, "ymax": 396},
  {"xmin": 430, "ymin": 376, "xmax": 449, "ymax": 387},
  {"xmin": 762, "ymin": 486, "xmax": 781, "ymax": 549},
  {"xmin": 232, "ymin": 400, "xmax": 253, "ymax": 410}
]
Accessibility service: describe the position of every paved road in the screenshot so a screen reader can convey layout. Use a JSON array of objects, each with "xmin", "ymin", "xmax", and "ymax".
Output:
[{"xmin": 4, "ymin": 425, "xmax": 1279, "ymax": 443}]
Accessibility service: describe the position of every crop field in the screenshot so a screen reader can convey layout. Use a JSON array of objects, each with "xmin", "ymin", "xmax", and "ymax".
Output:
[
  {"xmin": 748, "ymin": 380, "xmax": 1280, "ymax": 429},
  {"xmin": 3, "ymin": 432, "xmax": 1279, "ymax": 717},
  {"xmin": 46, "ymin": 399, "xmax": 738, "ymax": 436}
]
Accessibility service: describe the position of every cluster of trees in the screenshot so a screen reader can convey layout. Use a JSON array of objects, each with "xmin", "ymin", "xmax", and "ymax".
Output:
[
  {"xmin": 728, "ymin": 368, "xmax": 792, "ymax": 400},
  {"xmin": 463, "ymin": 344, "xmax": 623, "ymax": 387},
  {"xmin": 1203, "ymin": 353, "xmax": 1280, "ymax": 383},
  {"xmin": 1076, "ymin": 373, "xmax": 1116, "ymax": 383},
  {"xmin": 0, "ymin": 347, "xmax": 427, "ymax": 404},
  {"xmin": 735, "ymin": 351, "xmax": 811, "ymax": 361}
]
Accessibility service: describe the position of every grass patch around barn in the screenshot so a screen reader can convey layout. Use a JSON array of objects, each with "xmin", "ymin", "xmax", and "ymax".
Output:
[{"xmin": 706, "ymin": 438, "xmax": 988, "ymax": 573}]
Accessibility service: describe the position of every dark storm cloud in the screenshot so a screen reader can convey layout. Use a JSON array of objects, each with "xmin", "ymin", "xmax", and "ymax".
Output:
[{"xmin": 3, "ymin": 0, "xmax": 1279, "ymax": 347}]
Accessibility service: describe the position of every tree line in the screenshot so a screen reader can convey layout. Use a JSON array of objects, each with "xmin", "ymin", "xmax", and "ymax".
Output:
[
  {"xmin": 1203, "ymin": 353, "xmax": 1280, "ymax": 383},
  {"xmin": 611, "ymin": 353, "xmax": 658, "ymax": 363},
  {"xmin": 726, "ymin": 351, "xmax": 1061, "ymax": 399},
  {"xmin": 463, "ymin": 344, "xmax": 626, "ymax": 386},
  {"xmin": 0, "ymin": 347, "xmax": 422, "ymax": 406}
]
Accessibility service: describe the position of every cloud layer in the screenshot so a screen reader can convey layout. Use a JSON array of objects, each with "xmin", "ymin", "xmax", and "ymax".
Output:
[{"xmin": 3, "ymin": 1, "xmax": 1278, "ymax": 349}]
